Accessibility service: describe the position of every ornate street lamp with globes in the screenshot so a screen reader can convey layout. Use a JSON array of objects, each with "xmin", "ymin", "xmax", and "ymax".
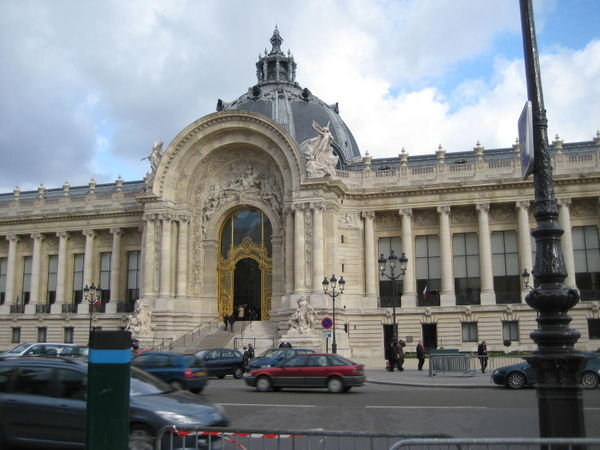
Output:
[
  {"xmin": 83, "ymin": 283, "xmax": 101, "ymax": 344},
  {"xmin": 322, "ymin": 274, "xmax": 345, "ymax": 354},
  {"xmin": 378, "ymin": 250, "xmax": 408, "ymax": 343}
]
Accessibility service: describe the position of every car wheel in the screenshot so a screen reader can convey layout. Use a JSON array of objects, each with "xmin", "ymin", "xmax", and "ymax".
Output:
[
  {"xmin": 506, "ymin": 372, "xmax": 526, "ymax": 390},
  {"xmin": 256, "ymin": 375, "xmax": 272, "ymax": 392},
  {"xmin": 170, "ymin": 380, "xmax": 184, "ymax": 390},
  {"xmin": 233, "ymin": 367, "xmax": 244, "ymax": 379},
  {"xmin": 581, "ymin": 371, "xmax": 599, "ymax": 389},
  {"xmin": 217, "ymin": 374, "xmax": 226, "ymax": 379},
  {"xmin": 327, "ymin": 377, "xmax": 344, "ymax": 393},
  {"xmin": 129, "ymin": 425, "xmax": 154, "ymax": 450}
]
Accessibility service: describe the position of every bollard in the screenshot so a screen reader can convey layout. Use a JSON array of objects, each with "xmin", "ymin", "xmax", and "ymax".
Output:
[{"xmin": 86, "ymin": 330, "xmax": 132, "ymax": 450}]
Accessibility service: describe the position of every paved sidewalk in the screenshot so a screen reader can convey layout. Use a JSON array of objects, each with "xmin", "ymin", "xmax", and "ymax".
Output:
[{"xmin": 362, "ymin": 358, "xmax": 497, "ymax": 388}]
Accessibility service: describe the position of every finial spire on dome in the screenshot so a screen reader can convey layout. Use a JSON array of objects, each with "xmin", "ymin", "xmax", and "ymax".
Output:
[
  {"xmin": 269, "ymin": 26, "xmax": 283, "ymax": 55},
  {"xmin": 256, "ymin": 27, "xmax": 297, "ymax": 84}
]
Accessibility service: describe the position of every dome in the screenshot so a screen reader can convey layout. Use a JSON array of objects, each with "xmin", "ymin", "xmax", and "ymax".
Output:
[{"xmin": 216, "ymin": 27, "xmax": 361, "ymax": 166}]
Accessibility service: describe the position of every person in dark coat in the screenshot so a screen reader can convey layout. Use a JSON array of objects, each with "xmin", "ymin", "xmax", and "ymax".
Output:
[
  {"xmin": 388, "ymin": 341, "xmax": 404, "ymax": 372},
  {"xmin": 416, "ymin": 340, "xmax": 426, "ymax": 371},
  {"xmin": 223, "ymin": 314, "xmax": 229, "ymax": 331},
  {"xmin": 477, "ymin": 341, "xmax": 488, "ymax": 373},
  {"xmin": 247, "ymin": 343, "xmax": 255, "ymax": 359},
  {"xmin": 228, "ymin": 314, "xmax": 236, "ymax": 332}
]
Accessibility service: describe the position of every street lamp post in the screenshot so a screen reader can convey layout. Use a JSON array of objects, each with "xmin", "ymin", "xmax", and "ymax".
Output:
[
  {"xmin": 322, "ymin": 274, "xmax": 345, "ymax": 354},
  {"xmin": 519, "ymin": 0, "xmax": 586, "ymax": 438},
  {"xmin": 378, "ymin": 251, "xmax": 408, "ymax": 343},
  {"xmin": 83, "ymin": 283, "xmax": 101, "ymax": 344}
]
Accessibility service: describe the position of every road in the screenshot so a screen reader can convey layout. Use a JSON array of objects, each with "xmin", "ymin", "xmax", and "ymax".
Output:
[{"xmin": 201, "ymin": 377, "xmax": 600, "ymax": 438}]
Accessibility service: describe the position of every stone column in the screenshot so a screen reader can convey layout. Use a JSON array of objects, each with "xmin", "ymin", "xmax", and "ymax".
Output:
[
  {"xmin": 52, "ymin": 231, "xmax": 69, "ymax": 313},
  {"xmin": 284, "ymin": 207, "xmax": 294, "ymax": 296},
  {"xmin": 159, "ymin": 214, "xmax": 172, "ymax": 297},
  {"xmin": 516, "ymin": 201, "xmax": 533, "ymax": 299},
  {"xmin": 109, "ymin": 228, "xmax": 123, "ymax": 302},
  {"xmin": 142, "ymin": 214, "xmax": 157, "ymax": 297},
  {"xmin": 400, "ymin": 209, "xmax": 416, "ymax": 307},
  {"xmin": 476, "ymin": 203, "xmax": 494, "ymax": 305},
  {"xmin": 437, "ymin": 206, "xmax": 454, "ymax": 306},
  {"xmin": 176, "ymin": 215, "xmax": 189, "ymax": 298},
  {"xmin": 4, "ymin": 234, "xmax": 19, "ymax": 307},
  {"xmin": 82, "ymin": 229, "xmax": 96, "ymax": 288},
  {"xmin": 362, "ymin": 211, "xmax": 376, "ymax": 296},
  {"xmin": 293, "ymin": 203, "xmax": 306, "ymax": 293},
  {"xmin": 558, "ymin": 198, "xmax": 576, "ymax": 288},
  {"xmin": 26, "ymin": 233, "xmax": 44, "ymax": 312},
  {"xmin": 311, "ymin": 202, "xmax": 325, "ymax": 292}
]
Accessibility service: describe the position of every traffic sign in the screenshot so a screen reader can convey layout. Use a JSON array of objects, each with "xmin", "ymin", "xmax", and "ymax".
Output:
[{"xmin": 321, "ymin": 317, "xmax": 333, "ymax": 329}]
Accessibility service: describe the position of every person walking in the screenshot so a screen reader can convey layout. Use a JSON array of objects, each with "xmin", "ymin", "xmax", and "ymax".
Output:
[
  {"xmin": 388, "ymin": 341, "xmax": 404, "ymax": 372},
  {"xmin": 247, "ymin": 343, "xmax": 255, "ymax": 359},
  {"xmin": 416, "ymin": 340, "xmax": 426, "ymax": 371},
  {"xmin": 477, "ymin": 340, "xmax": 488, "ymax": 373},
  {"xmin": 228, "ymin": 313, "xmax": 236, "ymax": 332},
  {"xmin": 223, "ymin": 314, "xmax": 229, "ymax": 331}
]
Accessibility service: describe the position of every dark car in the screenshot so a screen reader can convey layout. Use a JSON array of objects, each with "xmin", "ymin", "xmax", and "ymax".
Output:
[
  {"xmin": 0, "ymin": 356, "xmax": 227, "ymax": 449},
  {"xmin": 247, "ymin": 347, "xmax": 315, "ymax": 370},
  {"xmin": 59, "ymin": 345, "xmax": 89, "ymax": 357},
  {"xmin": 195, "ymin": 348, "xmax": 245, "ymax": 379},
  {"xmin": 492, "ymin": 352, "xmax": 600, "ymax": 389},
  {"xmin": 131, "ymin": 351, "xmax": 208, "ymax": 393},
  {"xmin": 244, "ymin": 353, "xmax": 365, "ymax": 393}
]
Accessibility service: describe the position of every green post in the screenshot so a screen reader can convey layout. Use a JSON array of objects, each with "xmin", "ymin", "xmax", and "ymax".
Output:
[{"xmin": 86, "ymin": 330, "xmax": 132, "ymax": 450}]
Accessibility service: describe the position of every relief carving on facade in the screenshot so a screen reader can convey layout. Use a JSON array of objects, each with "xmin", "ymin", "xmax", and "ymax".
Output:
[
  {"xmin": 572, "ymin": 198, "xmax": 598, "ymax": 218},
  {"xmin": 451, "ymin": 206, "xmax": 475, "ymax": 224},
  {"xmin": 490, "ymin": 203, "xmax": 515, "ymax": 223},
  {"xmin": 414, "ymin": 209, "xmax": 438, "ymax": 227},
  {"xmin": 338, "ymin": 212, "xmax": 356, "ymax": 228}
]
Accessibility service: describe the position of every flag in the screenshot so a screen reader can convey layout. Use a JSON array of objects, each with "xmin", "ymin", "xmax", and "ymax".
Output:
[
  {"xmin": 422, "ymin": 285, "xmax": 429, "ymax": 299},
  {"xmin": 93, "ymin": 298, "xmax": 101, "ymax": 306}
]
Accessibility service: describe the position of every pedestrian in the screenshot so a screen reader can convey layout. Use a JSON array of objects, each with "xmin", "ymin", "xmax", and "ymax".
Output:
[
  {"xmin": 242, "ymin": 346, "xmax": 250, "ymax": 367},
  {"xmin": 477, "ymin": 340, "xmax": 488, "ymax": 373},
  {"xmin": 228, "ymin": 313, "xmax": 236, "ymax": 332},
  {"xmin": 388, "ymin": 341, "xmax": 404, "ymax": 372},
  {"xmin": 279, "ymin": 341, "xmax": 285, "ymax": 348},
  {"xmin": 237, "ymin": 304, "xmax": 245, "ymax": 321},
  {"xmin": 223, "ymin": 314, "xmax": 228, "ymax": 331},
  {"xmin": 416, "ymin": 340, "xmax": 426, "ymax": 371},
  {"xmin": 247, "ymin": 343, "xmax": 255, "ymax": 359}
]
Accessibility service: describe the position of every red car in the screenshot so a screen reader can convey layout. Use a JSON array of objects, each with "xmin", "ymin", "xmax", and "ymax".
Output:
[{"xmin": 244, "ymin": 353, "xmax": 365, "ymax": 393}]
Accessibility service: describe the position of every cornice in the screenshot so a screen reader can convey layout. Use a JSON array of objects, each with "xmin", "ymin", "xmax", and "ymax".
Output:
[{"xmin": 0, "ymin": 209, "xmax": 144, "ymax": 227}]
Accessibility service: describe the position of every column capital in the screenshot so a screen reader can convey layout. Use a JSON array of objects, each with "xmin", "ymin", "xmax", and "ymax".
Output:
[
  {"xmin": 30, "ymin": 232, "xmax": 44, "ymax": 241},
  {"xmin": 143, "ymin": 213, "xmax": 160, "ymax": 222},
  {"xmin": 309, "ymin": 202, "xmax": 325, "ymax": 212},
  {"xmin": 109, "ymin": 227, "xmax": 124, "ymax": 236},
  {"xmin": 5, "ymin": 234, "xmax": 19, "ymax": 242},
  {"xmin": 56, "ymin": 231, "xmax": 70, "ymax": 239},
  {"xmin": 557, "ymin": 197, "xmax": 572, "ymax": 208},
  {"xmin": 516, "ymin": 200, "xmax": 531, "ymax": 210},
  {"xmin": 82, "ymin": 229, "xmax": 96, "ymax": 238},
  {"xmin": 437, "ymin": 205, "xmax": 451, "ymax": 215},
  {"xmin": 177, "ymin": 214, "xmax": 192, "ymax": 224},
  {"xmin": 293, "ymin": 202, "xmax": 306, "ymax": 213},
  {"xmin": 361, "ymin": 210, "xmax": 375, "ymax": 220},
  {"xmin": 160, "ymin": 212, "xmax": 174, "ymax": 222},
  {"xmin": 399, "ymin": 208, "xmax": 412, "ymax": 217},
  {"xmin": 476, "ymin": 203, "xmax": 490, "ymax": 213}
]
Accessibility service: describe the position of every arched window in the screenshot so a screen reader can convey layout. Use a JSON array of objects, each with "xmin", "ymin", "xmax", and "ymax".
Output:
[{"xmin": 220, "ymin": 208, "xmax": 272, "ymax": 257}]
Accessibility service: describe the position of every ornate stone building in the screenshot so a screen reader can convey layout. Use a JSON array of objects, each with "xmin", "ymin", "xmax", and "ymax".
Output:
[{"xmin": 1, "ymin": 28, "xmax": 599, "ymax": 357}]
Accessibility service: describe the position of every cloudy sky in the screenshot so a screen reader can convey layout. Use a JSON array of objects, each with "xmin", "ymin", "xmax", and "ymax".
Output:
[{"xmin": 1, "ymin": 0, "xmax": 599, "ymax": 193}]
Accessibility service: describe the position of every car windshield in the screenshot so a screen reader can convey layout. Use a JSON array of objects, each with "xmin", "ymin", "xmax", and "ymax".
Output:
[
  {"xmin": 6, "ymin": 344, "xmax": 30, "ymax": 354},
  {"xmin": 258, "ymin": 349, "xmax": 279, "ymax": 358},
  {"xmin": 130, "ymin": 366, "xmax": 172, "ymax": 396}
]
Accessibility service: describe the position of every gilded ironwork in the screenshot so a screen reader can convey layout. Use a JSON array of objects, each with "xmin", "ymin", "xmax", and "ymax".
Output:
[{"xmin": 218, "ymin": 237, "xmax": 272, "ymax": 320}]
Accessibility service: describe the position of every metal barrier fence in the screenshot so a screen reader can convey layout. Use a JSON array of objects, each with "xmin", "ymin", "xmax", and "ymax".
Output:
[
  {"xmin": 429, "ymin": 355, "xmax": 528, "ymax": 377},
  {"xmin": 390, "ymin": 437, "xmax": 600, "ymax": 450},
  {"xmin": 155, "ymin": 426, "xmax": 450, "ymax": 450}
]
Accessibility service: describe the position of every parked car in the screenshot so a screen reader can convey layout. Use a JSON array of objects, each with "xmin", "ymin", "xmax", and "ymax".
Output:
[
  {"xmin": 247, "ymin": 347, "xmax": 315, "ymax": 369},
  {"xmin": 195, "ymin": 348, "xmax": 245, "ymax": 379},
  {"xmin": 0, "ymin": 356, "xmax": 227, "ymax": 449},
  {"xmin": 244, "ymin": 353, "xmax": 365, "ymax": 393},
  {"xmin": 131, "ymin": 351, "xmax": 208, "ymax": 393},
  {"xmin": 59, "ymin": 345, "xmax": 89, "ymax": 357},
  {"xmin": 0, "ymin": 342, "xmax": 79, "ymax": 358},
  {"xmin": 492, "ymin": 352, "xmax": 600, "ymax": 389}
]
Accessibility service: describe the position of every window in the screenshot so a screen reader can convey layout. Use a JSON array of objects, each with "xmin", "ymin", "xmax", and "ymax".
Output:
[
  {"xmin": 0, "ymin": 257, "xmax": 7, "ymax": 305},
  {"xmin": 573, "ymin": 226, "xmax": 600, "ymax": 301},
  {"xmin": 588, "ymin": 319, "xmax": 600, "ymax": 340},
  {"xmin": 99, "ymin": 252, "xmax": 111, "ymax": 302},
  {"xmin": 461, "ymin": 322, "xmax": 478, "ymax": 342},
  {"xmin": 416, "ymin": 235, "xmax": 441, "ymax": 307},
  {"xmin": 22, "ymin": 256, "xmax": 32, "ymax": 304},
  {"xmin": 221, "ymin": 208, "xmax": 273, "ymax": 258},
  {"xmin": 378, "ymin": 237, "xmax": 404, "ymax": 307},
  {"xmin": 11, "ymin": 327, "xmax": 21, "ymax": 344},
  {"xmin": 57, "ymin": 369, "xmax": 87, "ymax": 400},
  {"xmin": 492, "ymin": 231, "xmax": 521, "ymax": 304},
  {"xmin": 37, "ymin": 327, "xmax": 47, "ymax": 343},
  {"xmin": 127, "ymin": 251, "xmax": 140, "ymax": 303},
  {"xmin": 47, "ymin": 255, "xmax": 58, "ymax": 304},
  {"xmin": 453, "ymin": 233, "xmax": 481, "ymax": 305},
  {"xmin": 73, "ymin": 254, "xmax": 84, "ymax": 304},
  {"xmin": 64, "ymin": 327, "xmax": 74, "ymax": 344},
  {"xmin": 13, "ymin": 366, "xmax": 54, "ymax": 396},
  {"xmin": 502, "ymin": 320, "xmax": 519, "ymax": 342}
]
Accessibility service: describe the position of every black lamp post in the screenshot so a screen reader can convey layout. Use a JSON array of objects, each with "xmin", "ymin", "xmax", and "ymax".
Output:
[
  {"xmin": 378, "ymin": 251, "xmax": 408, "ymax": 343},
  {"xmin": 519, "ymin": 0, "xmax": 586, "ymax": 438},
  {"xmin": 322, "ymin": 274, "xmax": 345, "ymax": 354},
  {"xmin": 83, "ymin": 283, "xmax": 100, "ymax": 344}
]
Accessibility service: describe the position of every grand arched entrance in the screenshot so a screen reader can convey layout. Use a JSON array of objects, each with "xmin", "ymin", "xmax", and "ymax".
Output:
[{"xmin": 217, "ymin": 208, "xmax": 272, "ymax": 320}]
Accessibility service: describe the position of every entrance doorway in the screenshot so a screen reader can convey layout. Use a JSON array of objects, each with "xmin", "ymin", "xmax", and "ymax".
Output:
[
  {"xmin": 422, "ymin": 323, "xmax": 438, "ymax": 352},
  {"xmin": 234, "ymin": 258, "xmax": 261, "ymax": 320}
]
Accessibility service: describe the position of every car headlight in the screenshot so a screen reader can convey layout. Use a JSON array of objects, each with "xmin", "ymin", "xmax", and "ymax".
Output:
[{"xmin": 155, "ymin": 410, "xmax": 202, "ymax": 425}]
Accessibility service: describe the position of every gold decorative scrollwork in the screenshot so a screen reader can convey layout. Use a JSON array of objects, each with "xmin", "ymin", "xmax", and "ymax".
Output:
[{"xmin": 218, "ymin": 237, "xmax": 272, "ymax": 320}]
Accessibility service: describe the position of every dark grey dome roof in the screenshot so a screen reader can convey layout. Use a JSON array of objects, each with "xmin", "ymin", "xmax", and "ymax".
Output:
[{"xmin": 217, "ymin": 27, "xmax": 361, "ymax": 165}]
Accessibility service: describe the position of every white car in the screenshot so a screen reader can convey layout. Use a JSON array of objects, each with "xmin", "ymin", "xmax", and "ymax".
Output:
[{"xmin": 0, "ymin": 342, "xmax": 78, "ymax": 358}]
